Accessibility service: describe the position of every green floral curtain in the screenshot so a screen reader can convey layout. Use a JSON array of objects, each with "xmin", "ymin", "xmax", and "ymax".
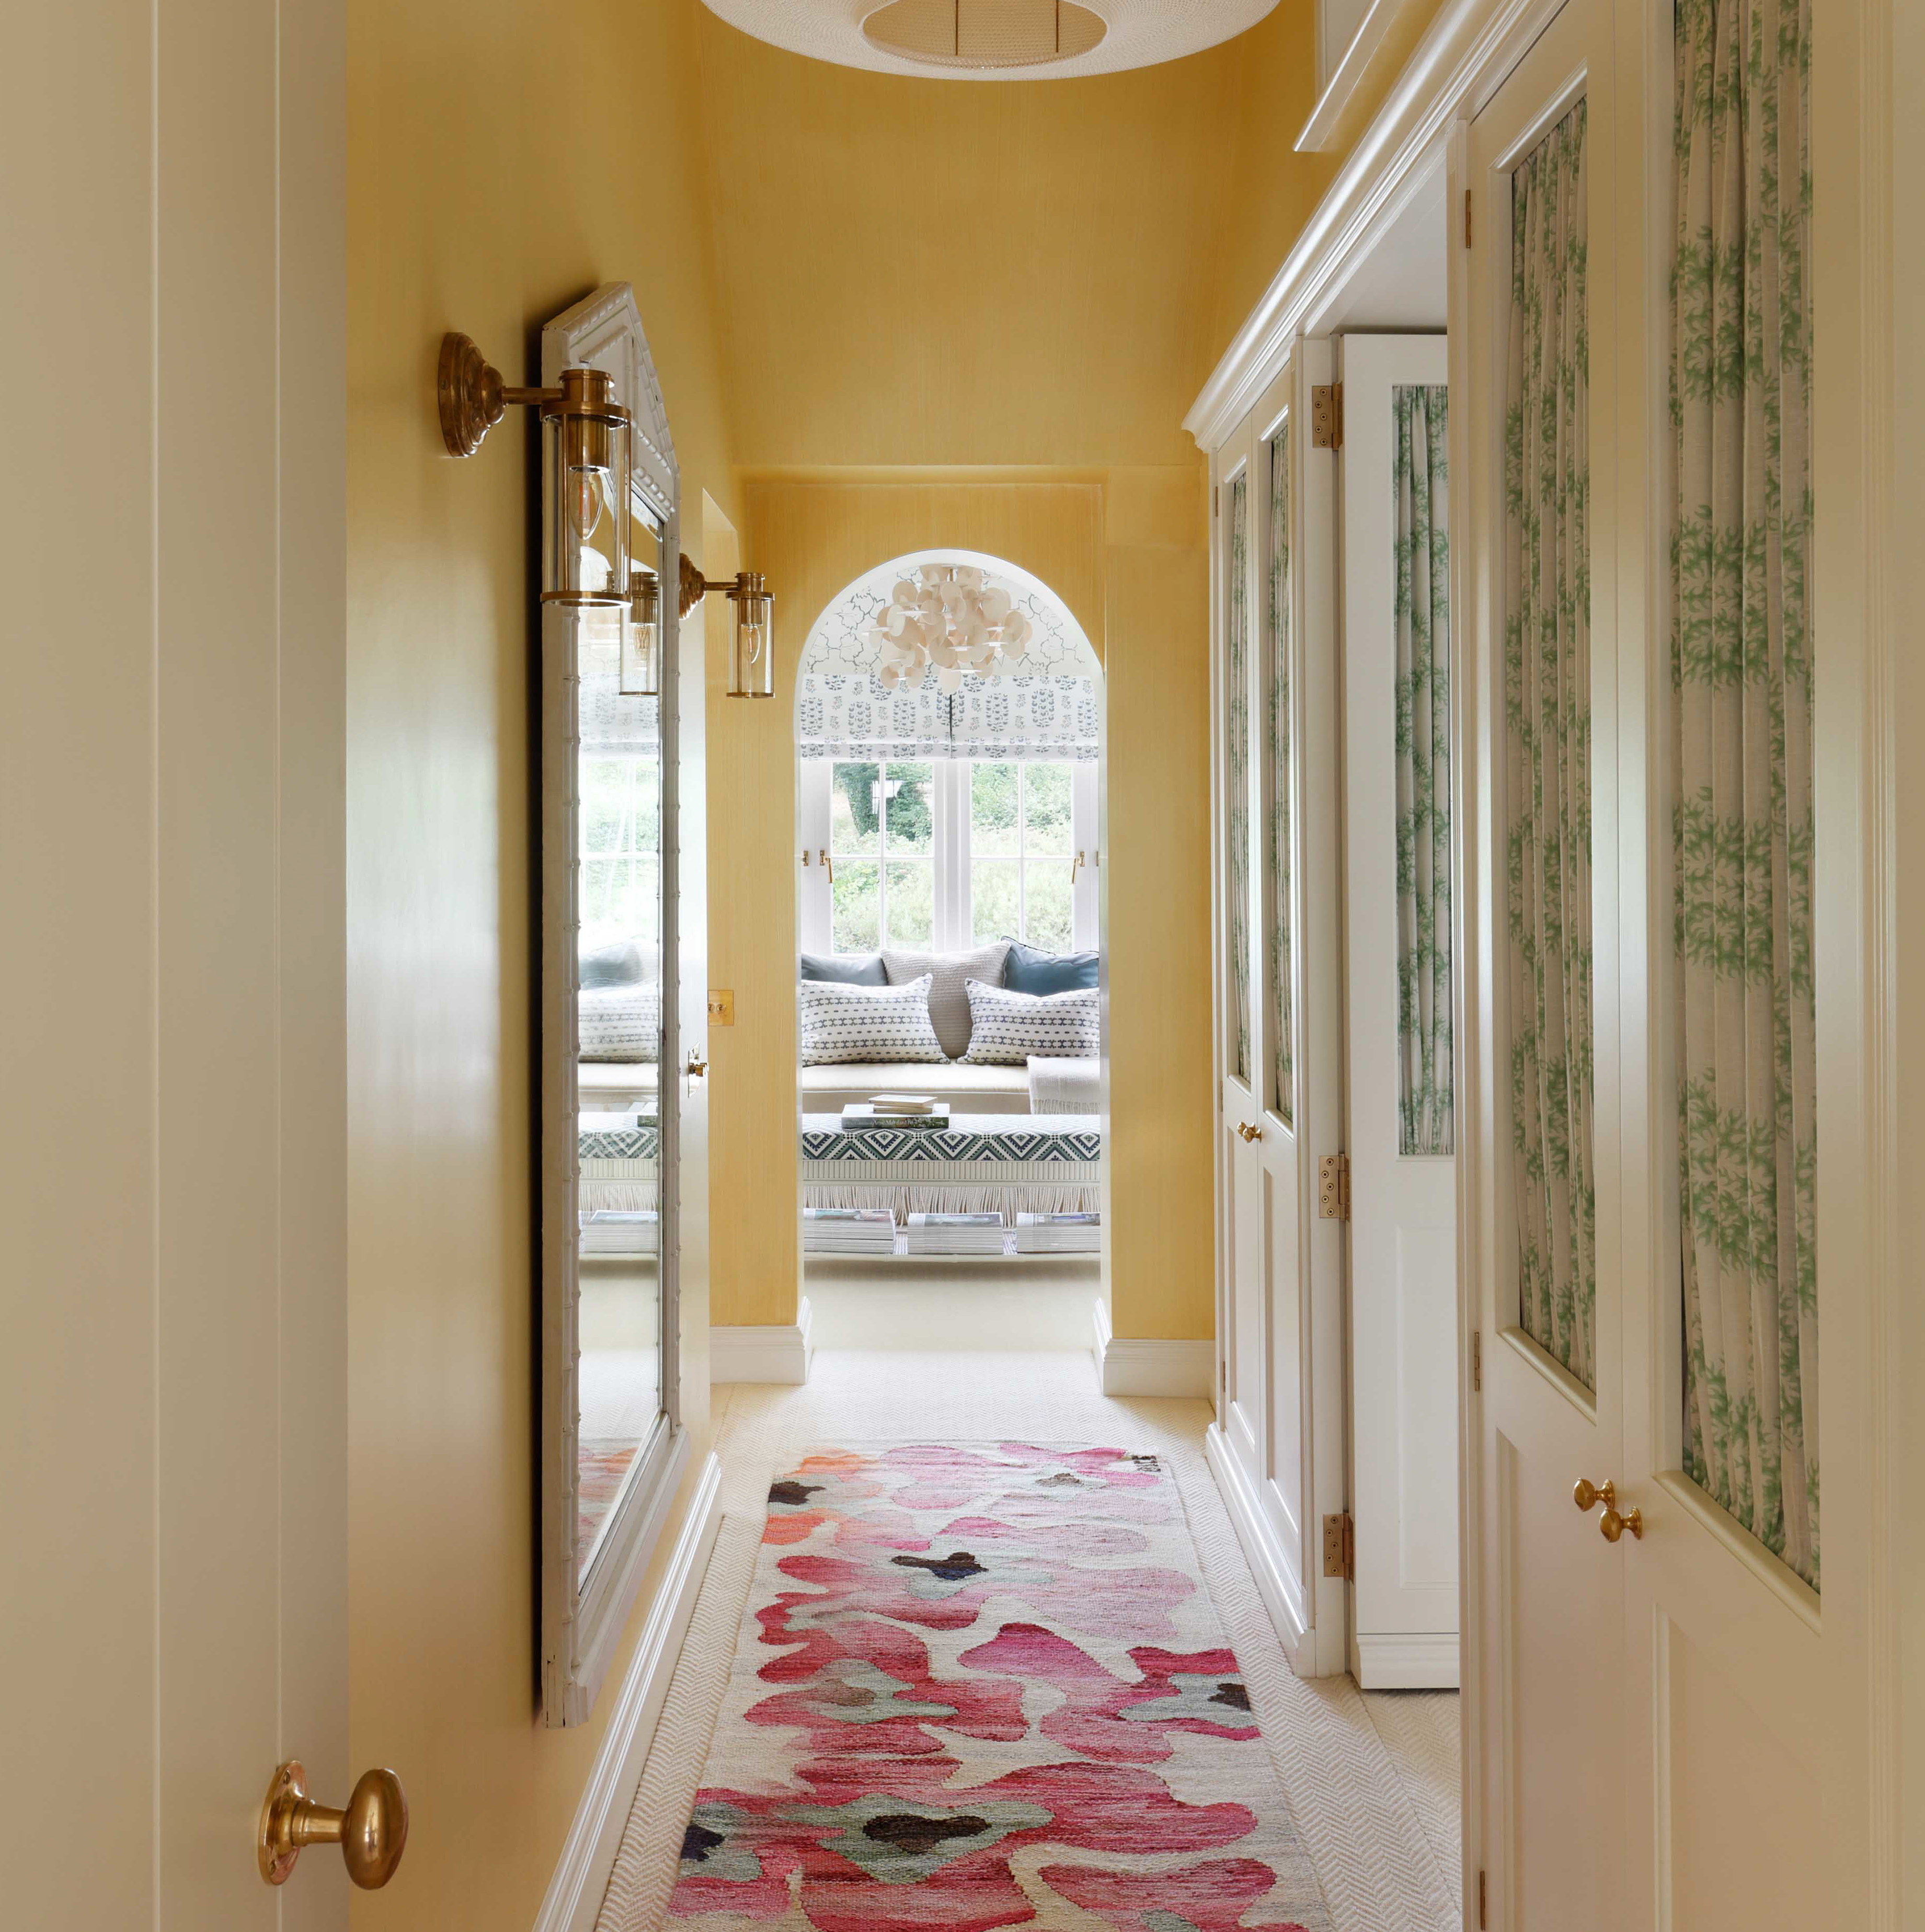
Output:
[
  {"xmin": 1394, "ymin": 385, "xmax": 1452, "ymax": 1157},
  {"xmin": 1506, "ymin": 101, "xmax": 1596, "ymax": 1389},
  {"xmin": 1268, "ymin": 424, "xmax": 1295, "ymax": 1128},
  {"xmin": 1228, "ymin": 474, "xmax": 1252, "ymax": 1086},
  {"xmin": 1671, "ymin": 0, "xmax": 1817, "ymax": 1586}
]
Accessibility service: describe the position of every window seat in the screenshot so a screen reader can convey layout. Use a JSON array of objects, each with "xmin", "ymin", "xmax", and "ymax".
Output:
[{"xmin": 798, "ymin": 1059, "xmax": 1033, "ymax": 1115}]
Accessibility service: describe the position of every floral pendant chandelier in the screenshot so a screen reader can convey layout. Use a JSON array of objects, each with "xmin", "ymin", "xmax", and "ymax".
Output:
[{"xmin": 866, "ymin": 563, "xmax": 1034, "ymax": 692}]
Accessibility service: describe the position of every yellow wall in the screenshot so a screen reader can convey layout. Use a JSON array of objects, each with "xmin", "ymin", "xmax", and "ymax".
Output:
[
  {"xmin": 709, "ymin": 472, "xmax": 1214, "ymax": 1342},
  {"xmin": 345, "ymin": 0, "xmax": 734, "ymax": 1923}
]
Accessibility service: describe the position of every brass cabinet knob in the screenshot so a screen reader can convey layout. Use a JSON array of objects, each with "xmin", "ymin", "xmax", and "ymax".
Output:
[
  {"xmin": 1235, "ymin": 1122, "xmax": 1263, "ymax": 1142},
  {"xmin": 259, "ymin": 1760, "xmax": 408, "ymax": 1889},
  {"xmin": 1573, "ymin": 1478, "xmax": 1643, "ymax": 1544}
]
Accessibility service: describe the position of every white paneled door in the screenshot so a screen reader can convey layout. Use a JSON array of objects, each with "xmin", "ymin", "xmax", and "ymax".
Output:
[
  {"xmin": 1, "ymin": 0, "xmax": 352, "ymax": 1923},
  {"xmin": 1210, "ymin": 350, "xmax": 1350, "ymax": 1680},
  {"xmin": 1337, "ymin": 334, "xmax": 1460, "ymax": 1688},
  {"xmin": 1459, "ymin": 0, "xmax": 1872, "ymax": 1920}
]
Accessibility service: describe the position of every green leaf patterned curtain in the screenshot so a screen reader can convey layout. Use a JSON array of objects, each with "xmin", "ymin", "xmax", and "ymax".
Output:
[
  {"xmin": 1268, "ymin": 424, "xmax": 1294, "ymax": 1128},
  {"xmin": 1394, "ymin": 385, "xmax": 1452, "ymax": 1157},
  {"xmin": 1671, "ymin": 0, "xmax": 1817, "ymax": 1586},
  {"xmin": 1228, "ymin": 474, "xmax": 1252, "ymax": 1086},
  {"xmin": 1506, "ymin": 100, "xmax": 1596, "ymax": 1389}
]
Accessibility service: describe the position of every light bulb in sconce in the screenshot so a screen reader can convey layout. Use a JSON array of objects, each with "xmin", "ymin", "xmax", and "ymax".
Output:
[
  {"xmin": 566, "ymin": 465, "xmax": 610, "ymax": 544},
  {"xmin": 728, "ymin": 574, "xmax": 773, "ymax": 699},
  {"xmin": 622, "ymin": 568, "xmax": 661, "ymax": 696}
]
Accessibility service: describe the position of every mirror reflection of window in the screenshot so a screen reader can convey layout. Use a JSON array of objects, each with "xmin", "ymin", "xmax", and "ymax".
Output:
[{"xmin": 574, "ymin": 500, "xmax": 667, "ymax": 1582}]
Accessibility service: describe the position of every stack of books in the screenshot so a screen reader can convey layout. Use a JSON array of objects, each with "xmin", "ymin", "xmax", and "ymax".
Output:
[
  {"xmin": 1014, "ymin": 1211, "xmax": 1101, "ymax": 1255},
  {"xmin": 578, "ymin": 1209, "xmax": 659, "ymax": 1256},
  {"xmin": 840, "ymin": 1098, "xmax": 950, "ymax": 1131},
  {"xmin": 905, "ymin": 1211, "xmax": 1007, "ymax": 1256},
  {"xmin": 803, "ymin": 1207, "xmax": 899, "ymax": 1255}
]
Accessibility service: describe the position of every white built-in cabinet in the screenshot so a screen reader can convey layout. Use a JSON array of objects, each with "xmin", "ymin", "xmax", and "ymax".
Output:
[{"xmin": 1209, "ymin": 331, "xmax": 1460, "ymax": 1689}]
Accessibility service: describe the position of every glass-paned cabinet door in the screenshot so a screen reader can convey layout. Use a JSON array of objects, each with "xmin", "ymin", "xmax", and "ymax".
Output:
[{"xmin": 540, "ymin": 284, "xmax": 686, "ymax": 1727}]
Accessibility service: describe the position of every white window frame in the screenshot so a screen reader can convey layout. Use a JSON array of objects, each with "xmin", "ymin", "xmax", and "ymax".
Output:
[{"xmin": 799, "ymin": 756, "xmax": 1097, "ymax": 955}]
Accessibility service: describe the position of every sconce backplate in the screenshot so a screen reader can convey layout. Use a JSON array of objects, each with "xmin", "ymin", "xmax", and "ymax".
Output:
[{"xmin": 438, "ymin": 332, "xmax": 506, "ymax": 458}]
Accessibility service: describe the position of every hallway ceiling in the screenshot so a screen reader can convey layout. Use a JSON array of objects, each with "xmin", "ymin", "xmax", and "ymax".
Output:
[{"xmin": 699, "ymin": 0, "xmax": 1280, "ymax": 81}]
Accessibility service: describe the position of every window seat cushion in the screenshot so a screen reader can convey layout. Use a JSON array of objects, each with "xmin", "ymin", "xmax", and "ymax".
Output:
[{"xmin": 798, "ymin": 1059, "xmax": 1032, "ymax": 1115}]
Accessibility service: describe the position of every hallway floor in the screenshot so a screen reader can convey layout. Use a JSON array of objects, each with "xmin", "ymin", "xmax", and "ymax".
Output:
[{"xmin": 598, "ymin": 1351, "xmax": 1461, "ymax": 1932}]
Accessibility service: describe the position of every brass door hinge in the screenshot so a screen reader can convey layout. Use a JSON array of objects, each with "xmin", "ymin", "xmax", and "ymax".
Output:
[
  {"xmin": 1311, "ymin": 383, "xmax": 1343, "ymax": 449},
  {"xmin": 1472, "ymin": 1328, "xmax": 1482, "ymax": 1392},
  {"xmin": 1464, "ymin": 187, "xmax": 1473, "ymax": 249},
  {"xmin": 1322, "ymin": 1511, "xmax": 1354, "ymax": 1580},
  {"xmin": 1477, "ymin": 1870, "xmax": 1487, "ymax": 1928},
  {"xmin": 1213, "ymin": 483, "xmax": 1220, "ymax": 518},
  {"xmin": 1317, "ymin": 1153, "xmax": 1350, "ymax": 1220}
]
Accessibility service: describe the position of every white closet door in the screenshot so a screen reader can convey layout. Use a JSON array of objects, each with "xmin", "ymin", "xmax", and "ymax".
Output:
[
  {"xmin": 1338, "ymin": 333, "xmax": 1460, "ymax": 1688},
  {"xmin": 1209, "ymin": 352, "xmax": 1350, "ymax": 1679},
  {"xmin": 1462, "ymin": 9, "xmax": 1628, "ymax": 1924}
]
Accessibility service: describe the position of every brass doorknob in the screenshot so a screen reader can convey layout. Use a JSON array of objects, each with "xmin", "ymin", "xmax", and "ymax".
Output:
[
  {"xmin": 1236, "ymin": 1122, "xmax": 1263, "ymax": 1142},
  {"xmin": 259, "ymin": 1760, "xmax": 408, "ymax": 1889},
  {"xmin": 1572, "ymin": 1477, "xmax": 1617, "ymax": 1513},
  {"xmin": 1573, "ymin": 1478, "xmax": 1644, "ymax": 1544},
  {"xmin": 687, "ymin": 1055, "xmax": 708, "ymax": 1079}
]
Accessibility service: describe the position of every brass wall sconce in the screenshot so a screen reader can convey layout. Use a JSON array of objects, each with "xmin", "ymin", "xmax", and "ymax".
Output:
[
  {"xmin": 439, "ymin": 332, "xmax": 633, "ymax": 610},
  {"xmin": 680, "ymin": 553, "xmax": 774, "ymax": 699}
]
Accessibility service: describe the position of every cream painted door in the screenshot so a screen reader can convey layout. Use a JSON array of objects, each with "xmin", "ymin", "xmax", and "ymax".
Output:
[
  {"xmin": 1460, "ymin": 4, "xmax": 1629, "ymax": 1924},
  {"xmin": 1210, "ymin": 351, "xmax": 1350, "ymax": 1679},
  {"xmin": 1337, "ymin": 333, "xmax": 1460, "ymax": 1688},
  {"xmin": 1462, "ymin": 0, "xmax": 1872, "ymax": 1919},
  {"xmin": 0, "ymin": 0, "xmax": 352, "ymax": 1922}
]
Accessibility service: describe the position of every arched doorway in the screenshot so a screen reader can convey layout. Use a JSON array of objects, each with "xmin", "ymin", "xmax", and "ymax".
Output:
[{"xmin": 789, "ymin": 551, "xmax": 1107, "ymax": 1343}]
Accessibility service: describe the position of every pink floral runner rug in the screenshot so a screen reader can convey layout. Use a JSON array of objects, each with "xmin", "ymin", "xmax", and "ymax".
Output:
[{"xmin": 669, "ymin": 1442, "xmax": 1332, "ymax": 1930}]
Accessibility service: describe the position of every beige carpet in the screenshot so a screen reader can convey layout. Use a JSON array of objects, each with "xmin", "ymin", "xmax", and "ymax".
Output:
[{"xmin": 595, "ymin": 1351, "xmax": 1461, "ymax": 1932}]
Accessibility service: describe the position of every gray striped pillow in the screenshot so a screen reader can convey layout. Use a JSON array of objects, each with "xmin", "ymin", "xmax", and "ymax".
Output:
[{"xmin": 960, "ymin": 978, "xmax": 1100, "ymax": 1066}]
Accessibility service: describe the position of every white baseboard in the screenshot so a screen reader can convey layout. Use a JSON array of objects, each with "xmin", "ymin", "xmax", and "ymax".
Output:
[
  {"xmin": 1355, "ymin": 1628, "xmax": 1461, "ymax": 1689},
  {"xmin": 711, "ymin": 1296, "xmax": 814, "ymax": 1384},
  {"xmin": 532, "ymin": 1451, "xmax": 723, "ymax": 1932},
  {"xmin": 1205, "ymin": 1422, "xmax": 1311, "ymax": 1664},
  {"xmin": 1090, "ymin": 1297, "xmax": 1214, "ymax": 1397}
]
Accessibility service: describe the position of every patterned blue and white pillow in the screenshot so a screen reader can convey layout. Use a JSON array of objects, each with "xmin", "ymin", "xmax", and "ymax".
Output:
[
  {"xmin": 580, "ymin": 982, "xmax": 661, "ymax": 1062},
  {"xmin": 799, "ymin": 974, "xmax": 946, "ymax": 1067},
  {"xmin": 961, "ymin": 978, "xmax": 1099, "ymax": 1066}
]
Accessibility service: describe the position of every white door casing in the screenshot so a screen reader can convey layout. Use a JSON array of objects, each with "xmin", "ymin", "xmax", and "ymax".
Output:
[
  {"xmin": 1209, "ymin": 347, "xmax": 1351, "ymax": 1680},
  {"xmin": 1337, "ymin": 331, "xmax": 1461, "ymax": 1689}
]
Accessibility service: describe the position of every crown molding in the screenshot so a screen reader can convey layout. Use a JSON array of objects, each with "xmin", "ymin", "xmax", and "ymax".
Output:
[{"xmin": 1184, "ymin": 0, "xmax": 1562, "ymax": 452}]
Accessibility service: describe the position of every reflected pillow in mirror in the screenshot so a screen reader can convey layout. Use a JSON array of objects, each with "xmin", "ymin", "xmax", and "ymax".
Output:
[
  {"xmin": 799, "ymin": 974, "xmax": 946, "ymax": 1067},
  {"xmin": 800, "ymin": 951, "xmax": 887, "ymax": 985},
  {"xmin": 579, "ymin": 983, "xmax": 660, "ymax": 1062},
  {"xmin": 581, "ymin": 939, "xmax": 645, "ymax": 988},
  {"xmin": 1002, "ymin": 938, "xmax": 1099, "ymax": 995}
]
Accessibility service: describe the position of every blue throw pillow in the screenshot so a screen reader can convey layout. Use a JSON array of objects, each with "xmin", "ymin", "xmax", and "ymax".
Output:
[
  {"xmin": 1002, "ymin": 939, "xmax": 1099, "ymax": 994},
  {"xmin": 799, "ymin": 951, "xmax": 888, "ymax": 985}
]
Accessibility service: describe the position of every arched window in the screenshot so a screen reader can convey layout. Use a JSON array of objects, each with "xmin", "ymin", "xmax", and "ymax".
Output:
[{"xmin": 795, "ymin": 552, "xmax": 1102, "ymax": 955}]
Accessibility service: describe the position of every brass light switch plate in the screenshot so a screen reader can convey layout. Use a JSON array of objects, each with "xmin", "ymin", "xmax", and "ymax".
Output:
[{"xmin": 707, "ymin": 990, "xmax": 735, "ymax": 1025}]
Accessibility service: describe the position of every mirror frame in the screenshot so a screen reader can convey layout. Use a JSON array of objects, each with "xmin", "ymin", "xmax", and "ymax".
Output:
[{"xmin": 538, "ymin": 283, "xmax": 687, "ymax": 1725}]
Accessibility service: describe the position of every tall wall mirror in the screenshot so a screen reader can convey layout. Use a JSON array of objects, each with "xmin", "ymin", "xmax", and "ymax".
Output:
[{"xmin": 538, "ymin": 285, "xmax": 688, "ymax": 1725}]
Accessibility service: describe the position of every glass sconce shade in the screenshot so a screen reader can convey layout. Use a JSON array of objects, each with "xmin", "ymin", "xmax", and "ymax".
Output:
[
  {"xmin": 727, "ymin": 573, "xmax": 774, "ymax": 699},
  {"xmin": 540, "ymin": 368, "xmax": 631, "ymax": 608},
  {"xmin": 622, "ymin": 569, "xmax": 661, "ymax": 696}
]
